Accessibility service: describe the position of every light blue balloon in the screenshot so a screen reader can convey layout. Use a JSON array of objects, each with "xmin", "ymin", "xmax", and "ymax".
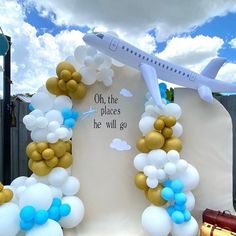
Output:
[
  {"xmin": 174, "ymin": 193, "xmax": 187, "ymax": 205},
  {"xmin": 48, "ymin": 206, "xmax": 60, "ymax": 221},
  {"xmin": 61, "ymin": 108, "xmax": 73, "ymax": 119},
  {"xmin": 35, "ymin": 210, "xmax": 48, "ymax": 225},
  {"xmin": 163, "ymin": 179, "xmax": 172, "ymax": 187},
  {"xmin": 161, "ymin": 187, "xmax": 175, "ymax": 201},
  {"xmin": 64, "ymin": 118, "xmax": 75, "ymax": 128},
  {"xmin": 171, "ymin": 179, "xmax": 184, "ymax": 193},
  {"xmin": 52, "ymin": 198, "xmax": 62, "ymax": 207},
  {"xmin": 20, "ymin": 220, "xmax": 34, "ymax": 231},
  {"xmin": 60, "ymin": 204, "xmax": 71, "ymax": 217},
  {"xmin": 28, "ymin": 103, "xmax": 34, "ymax": 111},
  {"xmin": 0, "ymin": 33, "xmax": 9, "ymax": 56},
  {"xmin": 71, "ymin": 110, "xmax": 79, "ymax": 120},
  {"xmin": 20, "ymin": 206, "xmax": 36, "ymax": 222},
  {"xmin": 167, "ymin": 206, "xmax": 175, "ymax": 216},
  {"xmin": 174, "ymin": 203, "xmax": 186, "ymax": 211},
  {"xmin": 159, "ymin": 83, "xmax": 167, "ymax": 91},
  {"xmin": 171, "ymin": 211, "xmax": 185, "ymax": 224},
  {"xmin": 183, "ymin": 210, "xmax": 191, "ymax": 222}
]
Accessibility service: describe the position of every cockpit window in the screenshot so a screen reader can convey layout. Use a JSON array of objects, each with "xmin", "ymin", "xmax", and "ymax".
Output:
[{"xmin": 93, "ymin": 32, "xmax": 104, "ymax": 39}]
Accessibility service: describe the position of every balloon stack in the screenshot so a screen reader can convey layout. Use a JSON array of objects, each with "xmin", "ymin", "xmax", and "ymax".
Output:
[
  {"xmin": 26, "ymin": 140, "xmax": 73, "ymax": 176},
  {"xmin": 134, "ymin": 98, "xmax": 200, "ymax": 235},
  {"xmin": 0, "ymin": 183, "xmax": 13, "ymax": 205}
]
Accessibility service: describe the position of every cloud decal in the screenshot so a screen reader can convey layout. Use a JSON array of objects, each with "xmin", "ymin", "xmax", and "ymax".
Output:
[
  {"xmin": 120, "ymin": 88, "xmax": 133, "ymax": 97},
  {"xmin": 110, "ymin": 138, "xmax": 131, "ymax": 151}
]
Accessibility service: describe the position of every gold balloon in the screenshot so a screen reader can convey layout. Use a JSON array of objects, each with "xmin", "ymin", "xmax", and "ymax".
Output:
[
  {"xmin": 60, "ymin": 70, "xmax": 71, "ymax": 82},
  {"xmin": 49, "ymin": 141, "xmax": 67, "ymax": 157},
  {"xmin": 58, "ymin": 79, "xmax": 67, "ymax": 91},
  {"xmin": 0, "ymin": 192, "xmax": 5, "ymax": 205},
  {"xmin": 57, "ymin": 152, "xmax": 73, "ymax": 168},
  {"xmin": 36, "ymin": 142, "xmax": 48, "ymax": 153},
  {"xmin": 28, "ymin": 159, "xmax": 33, "ymax": 169},
  {"xmin": 135, "ymin": 172, "xmax": 148, "ymax": 190},
  {"xmin": 0, "ymin": 183, "xmax": 4, "ymax": 192},
  {"xmin": 158, "ymin": 115, "xmax": 166, "ymax": 121},
  {"xmin": 42, "ymin": 148, "xmax": 55, "ymax": 160},
  {"xmin": 30, "ymin": 150, "xmax": 42, "ymax": 161},
  {"xmin": 164, "ymin": 116, "xmax": 176, "ymax": 128},
  {"xmin": 26, "ymin": 142, "xmax": 37, "ymax": 157},
  {"xmin": 163, "ymin": 137, "xmax": 182, "ymax": 152},
  {"xmin": 66, "ymin": 80, "xmax": 78, "ymax": 92},
  {"xmin": 147, "ymin": 185, "xmax": 167, "ymax": 206},
  {"xmin": 2, "ymin": 189, "xmax": 13, "ymax": 202},
  {"xmin": 69, "ymin": 82, "xmax": 87, "ymax": 100},
  {"xmin": 162, "ymin": 127, "xmax": 173, "ymax": 138},
  {"xmin": 145, "ymin": 131, "xmax": 165, "ymax": 149},
  {"xmin": 154, "ymin": 119, "xmax": 165, "ymax": 131},
  {"xmin": 72, "ymin": 72, "xmax": 82, "ymax": 83},
  {"xmin": 56, "ymin": 61, "xmax": 75, "ymax": 77},
  {"xmin": 136, "ymin": 137, "xmax": 150, "ymax": 153},
  {"xmin": 65, "ymin": 141, "xmax": 72, "ymax": 152},
  {"xmin": 31, "ymin": 160, "xmax": 52, "ymax": 176},
  {"xmin": 46, "ymin": 77, "xmax": 63, "ymax": 95},
  {"xmin": 45, "ymin": 157, "xmax": 59, "ymax": 168}
]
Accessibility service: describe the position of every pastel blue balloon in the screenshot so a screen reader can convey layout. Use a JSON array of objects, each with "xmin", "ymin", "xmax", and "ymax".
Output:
[
  {"xmin": 171, "ymin": 211, "xmax": 185, "ymax": 224},
  {"xmin": 183, "ymin": 210, "xmax": 191, "ymax": 222},
  {"xmin": 48, "ymin": 206, "xmax": 60, "ymax": 221},
  {"xmin": 64, "ymin": 118, "xmax": 75, "ymax": 128},
  {"xmin": 171, "ymin": 179, "xmax": 184, "ymax": 193},
  {"xmin": 159, "ymin": 83, "xmax": 167, "ymax": 91},
  {"xmin": 52, "ymin": 198, "xmax": 62, "ymax": 207},
  {"xmin": 163, "ymin": 179, "xmax": 172, "ymax": 187},
  {"xmin": 28, "ymin": 103, "xmax": 34, "ymax": 111},
  {"xmin": 174, "ymin": 203, "xmax": 186, "ymax": 211},
  {"xmin": 60, "ymin": 204, "xmax": 71, "ymax": 217},
  {"xmin": 71, "ymin": 110, "xmax": 79, "ymax": 120},
  {"xmin": 35, "ymin": 210, "xmax": 49, "ymax": 225},
  {"xmin": 20, "ymin": 206, "xmax": 36, "ymax": 222},
  {"xmin": 167, "ymin": 206, "xmax": 175, "ymax": 216},
  {"xmin": 20, "ymin": 220, "xmax": 34, "ymax": 231},
  {"xmin": 161, "ymin": 187, "xmax": 175, "ymax": 201},
  {"xmin": 61, "ymin": 108, "xmax": 73, "ymax": 119},
  {"xmin": 175, "ymin": 193, "xmax": 187, "ymax": 205},
  {"xmin": 0, "ymin": 34, "xmax": 9, "ymax": 56}
]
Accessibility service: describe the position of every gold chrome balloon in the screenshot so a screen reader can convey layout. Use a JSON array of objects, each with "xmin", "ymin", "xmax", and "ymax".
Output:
[
  {"xmin": 147, "ymin": 185, "xmax": 167, "ymax": 206},
  {"xmin": 26, "ymin": 142, "xmax": 37, "ymax": 156},
  {"xmin": 163, "ymin": 137, "xmax": 182, "ymax": 152},
  {"xmin": 164, "ymin": 116, "xmax": 176, "ymax": 128},
  {"xmin": 69, "ymin": 82, "xmax": 87, "ymax": 99},
  {"xmin": 42, "ymin": 148, "xmax": 55, "ymax": 160},
  {"xmin": 136, "ymin": 137, "xmax": 150, "ymax": 153},
  {"xmin": 135, "ymin": 172, "xmax": 148, "ymax": 191},
  {"xmin": 145, "ymin": 131, "xmax": 165, "ymax": 149},
  {"xmin": 30, "ymin": 150, "xmax": 42, "ymax": 161},
  {"xmin": 45, "ymin": 157, "xmax": 59, "ymax": 168},
  {"xmin": 72, "ymin": 72, "xmax": 82, "ymax": 82},
  {"xmin": 49, "ymin": 141, "xmax": 67, "ymax": 157},
  {"xmin": 46, "ymin": 77, "xmax": 62, "ymax": 95},
  {"xmin": 2, "ymin": 189, "xmax": 13, "ymax": 202},
  {"xmin": 154, "ymin": 119, "xmax": 165, "ymax": 131},
  {"xmin": 0, "ymin": 192, "xmax": 5, "ymax": 205},
  {"xmin": 162, "ymin": 127, "xmax": 173, "ymax": 138},
  {"xmin": 60, "ymin": 70, "xmax": 71, "ymax": 82},
  {"xmin": 36, "ymin": 142, "xmax": 48, "ymax": 153},
  {"xmin": 58, "ymin": 79, "xmax": 67, "ymax": 91},
  {"xmin": 30, "ymin": 160, "xmax": 51, "ymax": 176},
  {"xmin": 56, "ymin": 61, "xmax": 75, "ymax": 78},
  {"xmin": 65, "ymin": 141, "xmax": 72, "ymax": 152},
  {"xmin": 57, "ymin": 152, "xmax": 73, "ymax": 168},
  {"xmin": 0, "ymin": 183, "xmax": 3, "ymax": 192},
  {"xmin": 66, "ymin": 80, "xmax": 78, "ymax": 92}
]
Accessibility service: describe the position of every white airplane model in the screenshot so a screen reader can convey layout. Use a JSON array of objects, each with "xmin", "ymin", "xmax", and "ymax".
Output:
[{"xmin": 83, "ymin": 32, "xmax": 236, "ymax": 109}]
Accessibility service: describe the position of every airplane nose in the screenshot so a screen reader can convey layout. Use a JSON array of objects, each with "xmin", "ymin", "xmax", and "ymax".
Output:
[{"xmin": 82, "ymin": 34, "xmax": 88, "ymax": 43}]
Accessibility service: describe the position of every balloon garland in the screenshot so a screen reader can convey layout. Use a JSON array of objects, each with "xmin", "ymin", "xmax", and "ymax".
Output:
[{"xmin": 0, "ymin": 45, "xmax": 200, "ymax": 236}]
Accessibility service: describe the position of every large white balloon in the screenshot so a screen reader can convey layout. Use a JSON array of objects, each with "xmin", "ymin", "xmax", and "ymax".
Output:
[
  {"xmin": 50, "ymin": 186, "xmax": 63, "ymax": 199},
  {"xmin": 133, "ymin": 153, "xmax": 149, "ymax": 171},
  {"xmin": 148, "ymin": 149, "xmax": 167, "ymax": 168},
  {"xmin": 31, "ymin": 128, "xmax": 48, "ymax": 142},
  {"xmin": 31, "ymin": 92, "xmax": 54, "ymax": 113},
  {"xmin": 31, "ymin": 174, "xmax": 49, "ymax": 185},
  {"xmin": 62, "ymin": 176, "xmax": 80, "ymax": 196},
  {"xmin": 139, "ymin": 116, "xmax": 156, "ymax": 135},
  {"xmin": 53, "ymin": 95, "xmax": 72, "ymax": 110},
  {"xmin": 163, "ymin": 103, "xmax": 182, "ymax": 120},
  {"xmin": 26, "ymin": 220, "xmax": 63, "ymax": 236},
  {"xmin": 59, "ymin": 196, "xmax": 85, "ymax": 228},
  {"xmin": 185, "ymin": 191, "xmax": 196, "ymax": 211},
  {"xmin": 48, "ymin": 167, "xmax": 68, "ymax": 187},
  {"xmin": 0, "ymin": 203, "xmax": 20, "ymax": 236},
  {"xmin": 171, "ymin": 216, "xmax": 199, "ymax": 236},
  {"xmin": 11, "ymin": 176, "xmax": 27, "ymax": 188},
  {"xmin": 74, "ymin": 45, "xmax": 87, "ymax": 64},
  {"xmin": 30, "ymin": 109, "xmax": 44, "ymax": 118},
  {"xmin": 45, "ymin": 110, "xmax": 63, "ymax": 125},
  {"xmin": 19, "ymin": 183, "xmax": 53, "ymax": 211},
  {"xmin": 172, "ymin": 122, "xmax": 183, "ymax": 137},
  {"xmin": 142, "ymin": 206, "xmax": 172, "ymax": 236},
  {"xmin": 80, "ymin": 67, "xmax": 97, "ymax": 85}
]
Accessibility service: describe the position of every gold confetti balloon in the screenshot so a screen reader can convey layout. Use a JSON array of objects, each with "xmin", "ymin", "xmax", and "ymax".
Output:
[
  {"xmin": 163, "ymin": 137, "xmax": 182, "ymax": 152},
  {"xmin": 147, "ymin": 185, "xmax": 167, "ymax": 206},
  {"xmin": 145, "ymin": 131, "xmax": 165, "ymax": 149},
  {"xmin": 135, "ymin": 172, "xmax": 148, "ymax": 191},
  {"xmin": 136, "ymin": 137, "xmax": 150, "ymax": 153}
]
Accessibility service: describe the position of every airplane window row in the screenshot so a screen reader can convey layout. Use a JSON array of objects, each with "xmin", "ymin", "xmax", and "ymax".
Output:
[{"xmin": 121, "ymin": 45, "xmax": 190, "ymax": 78}]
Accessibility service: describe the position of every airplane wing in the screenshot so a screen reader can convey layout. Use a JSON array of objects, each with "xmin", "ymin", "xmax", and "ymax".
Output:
[
  {"xmin": 139, "ymin": 63, "xmax": 164, "ymax": 109},
  {"xmin": 198, "ymin": 85, "xmax": 213, "ymax": 103},
  {"xmin": 201, "ymin": 57, "xmax": 226, "ymax": 79}
]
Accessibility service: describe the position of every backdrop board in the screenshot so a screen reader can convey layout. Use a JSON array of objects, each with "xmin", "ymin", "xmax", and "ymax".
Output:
[{"xmin": 65, "ymin": 66, "xmax": 233, "ymax": 236}]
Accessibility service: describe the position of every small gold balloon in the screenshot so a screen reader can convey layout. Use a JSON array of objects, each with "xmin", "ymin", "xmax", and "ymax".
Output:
[
  {"xmin": 56, "ymin": 61, "xmax": 75, "ymax": 78},
  {"xmin": 42, "ymin": 148, "xmax": 55, "ymax": 160},
  {"xmin": 65, "ymin": 141, "xmax": 72, "ymax": 152},
  {"xmin": 0, "ymin": 192, "xmax": 5, "ymax": 205},
  {"xmin": 45, "ymin": 157, "xmax": 59, "ymax": 168},
  {"xmin": 72, "ymin": 72, "xmax": 82, "ymax": 83},
  {"xmin": 144, "ymin": 189, "xmax": 149, "ymax": 199},
  {"xmin": 49, "ymin": 141, "xmax": 67, "ymax": 157},
  {"xmin": 57, "ymin": 152, "xmax": 73, "ymax": 168},
  {"xmin": 69, "ymin": 82, "xmax": 87, "ymax": 100},
  {"xmin": 147, "ymin": 185, "xmax": 167, "ymax": 206},
  {"xmin": 135, "ymin": 172, "xmax": 148, "ymax": 191},
  {"xmin": 31, "ymin": 160, "xmax": 52, "ymax": 176},
  {"xmin": 164, "ymin": 116, "xmax": 176, "ymax": 128},
  {"xmin": 162, "ymin": 127, "xmax": 173, "ymax": 138},
  {"xmin": 163, "ymin": 137, "xmax": 182, "ymax": 152},
  {"xmin": 2, "ymin": 189, "xmax": 13, "ymax": 202},
  {"xmin": 58, "ymin": 79, "xmax": 67, "ymax": 91},
  {"xmin": 158, "ymin": 115, "xmax": 166, "ymax": 121},
  {"xmin": 66, "ymin": 80, "xmax": 78, "ymax": 92},
  {"xmin": 136, "ymin": 137, "xmax": 150, "ymax": 153},
  {"xmin": 154, "ymin": 119, "xmax": 165, "ymax": 131},
  {"xmin": 26, "ymin": 142, "xmax": 37, "ymax": 157},
  {"xmin": 0, "ymin": 183, "xmax": 4, "ymax": 192},
  {"xmin": 60, "ymin": 70, "xmax": 71, "ymax": 82},
  {"xmin": 30, "ymin": 150, "xmax": 42, "ymax": 161},
  {"xmin": 46, "ymin": 77, "xmax": 63, "ymax": 95},
  {"xmin": 145, "ymin": 131, "xmax": 165, "ymax": 150},
  {"xmin": 28, "ymin": 159, "xmax": 33, "ymax": 169},
  {"xmin": 36, "ymin": 142, "xmax": 48, "ymax": 153}
]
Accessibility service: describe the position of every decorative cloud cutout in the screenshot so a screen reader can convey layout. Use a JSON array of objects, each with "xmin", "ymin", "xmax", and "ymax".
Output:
[
  {"xmin": 110, "ymin": 138, "xmax": 131, "ymax": 151},
  {"xmin": 120, "ymin": 88, "xmax": 133, "ymax": 97}
]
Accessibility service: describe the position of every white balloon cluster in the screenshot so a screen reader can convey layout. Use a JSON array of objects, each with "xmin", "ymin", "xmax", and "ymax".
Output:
[
  {"xmin": 0, "ymin": 167, "xmax": 84, "ymax": 236},
  {"xmin": 23, "ymin": 87, "xmax": 73, "ymax": 143},
  {"xmin": 66, "ymin": 45, "xmax": 121, "ymax": 87}
]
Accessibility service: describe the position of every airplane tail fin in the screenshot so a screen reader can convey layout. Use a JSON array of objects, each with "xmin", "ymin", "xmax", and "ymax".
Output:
[{"xmin": 201, "ymin": 57, "xmax": 226, "ymax": 79}]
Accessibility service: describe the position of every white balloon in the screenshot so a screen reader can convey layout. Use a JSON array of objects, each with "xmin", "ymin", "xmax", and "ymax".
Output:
[
  {"xmin": 167, "ymin": 150, "xmax": 180, "ymax": 163},
  {"xmin": 66, "ymin": 167, "xmax": 72, "ymax": 175},
  {"xmin": 142, "ymin": 206, "xmax": 172, "ymax": 236},
  {"xmin": 36, "ymin": 117, "xmax": 48, "ymax": 129},
  {"xmin": 48, "ymin": 121, "xmax": 60, "ymax": 132},
  {"xmin": 172, "ymin": 122, "xmax": 183, "ymax": 137},
  {"xmin": 173, "ymin": 164, "xmax": 200, "ymax": 191},
  {"xmin": 99, "ymin": 55, "xmax": 112, "ymax": 69},
  {"xmin": 163, "ymin": 103, "xmax": 182, "ymax": 120},
  {"xmin": 143, "ymin": 165, "xmax": 158, "ymax": 179},
  {"xmin": 171, "ymin": 216, "xmax": 199, "ymax": 236},
  {"xmin": 185, "ymin": 191, "xmax": 196, "ymax": 211},
  {"xmin": 45, "ymin": 110, "xmax": 63, "ymax": 124},
  {"xmin": 30, "ymin": 109, "xmax": 44, "ymax": 118},
  {"xmin": 55, "ymin": 127, "xmax": 69, "ymax": 139},
  {"xmin": 62, "ymin": 176, "xmax": 80, "ymax": 196},
  {"xmin": 164, "ymin": 162, "xmax": 177, "ymax": 176},
  {"xmin": 31, "ymin": 174, "xmax": 48, "ymax": 184},
  {"xmin": 139, "ymin": 116, "xmax": 156, "ymax": 135},
  {"xmin": 94, "ymin": 54, "xmax": 105, "ymax": 65},
  {"xmin": 133, "ymin": 153, "xmax": 149, "ymax": 171},
  {"xmin": 23, "ymin": 115, "xmax": 36, "ymax": 127},
  {"xmin": 62, "ymin": 128, "xmax": 73, "ymax": 141},
  {"xmin": 25, "ymin": 177, "xmax": 37, "ymax": 186},
  {"xmin": 31, "ymin": 128, "xmax": 48, "ymax": 142},
  {"xmin": 26, "ymin": 219, "xmax": 63, "ymax": 236},
  {"xmin": 53, "ymin": 95, "xmax": 72, "ymax": 110},
  {"xmin": 31, "ymin": 92, "xmax": 54, "ymax": 112},
  {"xmin": 84, "ymin": 56, "xmax": 97, "ymax": 68},
  {"xmin": 65, "ymin": 56, "xmax": 79, "ymax": 69},
  {"xmin": 156, "ymin": 169, "xmax": 166, "ymax": 182},
  {"xmin": 47, "ymin": 133, "xmax": 58, "ymax": 143},
  {"xmin": 50, "ymin": 186, "xmax": 63, "ymax": 199},
  {"xmin": 19, "ymin": 183, "xmax": 53, "ymax": 211},
  {"xmin": 146, "ymin": 177, "xmax": 158, "ymax": 188},
  {"xmin": 15, "ymin": 186, "xmax": 26, "ymax": 199},
  {"xmin": 48, "ymin": 167, "xmax": 68, "ymax": 187},
  {"xmin": 86, "ymin": 46, "xmax": 97, "ymax": 56},
  {"xmin": 11, "ymin": 176, "xmax": 27, "ymax": 188},
  {"xmin": 74, "ymin": 45, "xmax": 87, "ymax": 64},
  {"xmin": 80, "ymin": 67, "xmax": 97, "ymax": 85},
  {"xmin": 176, "ymin": 159, "xmax": 188, "ymax": 173},
  {"xmin": 0, "ymin": 203, "xmax": 20, "ymax": 236},
  {"xmin": 103, "ymin": 76, "xmax": 113, "ymax": 87},
  {"xmin": 148, "ymin": 149, "xmax": 167, "ymax": 168}
]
